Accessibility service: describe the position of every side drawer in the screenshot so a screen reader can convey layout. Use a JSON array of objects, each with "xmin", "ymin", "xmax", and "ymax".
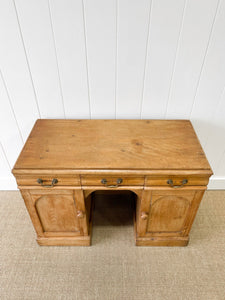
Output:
[
  {"xmin": 16, "ymin": 175, "xmax": 80, "ymax": 187},
  {"xmin": 145, "ymin": 175, "xmax": 209, "ymax": 187},
  {"xmin": 81, "ymin": 175, "xmax": 144, "ymax": 187}
]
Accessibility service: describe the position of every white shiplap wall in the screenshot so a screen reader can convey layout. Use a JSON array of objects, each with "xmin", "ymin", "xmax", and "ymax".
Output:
[{"xmin": 0, "ymin": 0, "xmax": 225, "ymax": 189}]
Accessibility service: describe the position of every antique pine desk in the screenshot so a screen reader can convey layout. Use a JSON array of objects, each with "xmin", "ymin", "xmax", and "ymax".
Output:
[{"xmin": 12, "ymin": 119, "xmax": 212, "ymax": 246}]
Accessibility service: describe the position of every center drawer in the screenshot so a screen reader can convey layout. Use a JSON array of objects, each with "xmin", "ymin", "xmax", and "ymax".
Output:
[{"xmin": 81, "ymin": 175, "xmax": 144, "ymax": 187}]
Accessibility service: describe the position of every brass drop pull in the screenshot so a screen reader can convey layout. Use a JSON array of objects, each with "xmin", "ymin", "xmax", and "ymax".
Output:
[
  {"xmin": 101, "ymin": 178, "xmax": 123, "ymax": 188},
  {"xmin": 141, "ymin": 212, "xmax": 149, "ymax": 220},
  {"xmin": 167, "ymin": 179, "xmax": 188, "ymax": 188},
  {"xmin": 37, "ymin": 178, "xmax": 58, "ymax": 188}
]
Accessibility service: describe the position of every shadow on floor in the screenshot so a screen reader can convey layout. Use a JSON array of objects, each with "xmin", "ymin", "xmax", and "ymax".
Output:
[{"xmin": 92, "ymin": 191, "xmax": 135, "ymax": 227}]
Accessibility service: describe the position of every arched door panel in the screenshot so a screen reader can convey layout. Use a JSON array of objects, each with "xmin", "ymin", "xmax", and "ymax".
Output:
[
  {"xmin": 147, "ymin": 195, "xmax": 190, "ymax": 234},
  {"xmin": 35, "ymin": 194, "xmax": 80, "ymax": 233},
  {"xmin": 137, "ymin": 189, "xmax": 203, "ymax": 237},
  {"xmin": 24, "ymin": 189, "xmax": 89, "ymax": 238}
]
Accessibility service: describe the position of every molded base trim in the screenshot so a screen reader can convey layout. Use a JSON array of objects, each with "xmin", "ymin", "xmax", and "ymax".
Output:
[
  {"xmin": 37, "ymin": 235, "xmax": 91, "ymax": 246},
  {"xmin": 135, "ymin": 236, "xmax": 189, "ymax": 247}
]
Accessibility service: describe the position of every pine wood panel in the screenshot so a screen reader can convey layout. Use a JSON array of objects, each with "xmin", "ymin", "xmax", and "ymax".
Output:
[
  {"xmin": 137, "ymin": 189, "xmax": 205, "ymax": 239},
  {"xmin": 13, "ymin": 119, "xmax": 212, "ymax": 173},
  {"xmin": 147, "ymin": 190, "xmax": 194, "ymax": 236},
  {"xmin": 35, "ymin": 193, "xmax": 80, "ymax": 233},
  {"xmin": 21, "ymin": 188, "xmax": 92, "ymax": 245},
  {"xmin": 22, "ymin": 189, "xmax": 83, "ymax": 235}
]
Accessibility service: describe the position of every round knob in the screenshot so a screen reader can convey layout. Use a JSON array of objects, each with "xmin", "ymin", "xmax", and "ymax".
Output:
[
  {"xmin": 117, "ymin": 178, "xmax": 123, "ymax": 184},
  {"xmin": 141, "ymin": 212, "xmax": 149, "ymax": 220},
  {"xmin": 77, "ymin": 210, "xmax": 84, "ymax": 218},
  {"xmin": 37, "ymin": 178, "xmax": 43, "ymax": 184}
]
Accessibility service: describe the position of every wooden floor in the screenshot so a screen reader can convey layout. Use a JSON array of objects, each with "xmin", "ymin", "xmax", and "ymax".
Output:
[{"xmin": 0, "ymin": 190, "xmax": 225, "ymax": 300}]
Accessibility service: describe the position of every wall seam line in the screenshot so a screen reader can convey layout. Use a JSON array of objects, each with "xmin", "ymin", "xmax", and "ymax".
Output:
[
  {"xmin": 0, "ymin": 69, "xmax": 24, "ymax": 144},
  {"xmin": 82, "ymin": 0, "xmax": 92, "ymax": 119},
  {"xmin": 189, "ymin": 0, "xmax": 221, "ymax": 120},
  {"xmin": 164, "ymin": 0, "xmax": 188, "ymax": 119},
  {"xmin": 140, "ymin": 0, "xmax": 153, "ymax": 119},
  {"xmin": 0, "ymin": 142, "xmax": 12, "ymax": 170},
  {"xmin": 48, "ymin": 0, "xmax": 66, "ymax": 119},
  {"xmin": 13, "ymin": 0, "xmax": 41, "ymax": 119}
]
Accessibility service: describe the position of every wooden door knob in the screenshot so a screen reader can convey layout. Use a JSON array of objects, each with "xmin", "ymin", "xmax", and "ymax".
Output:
[
  {"xmin": 141, "ymin": 212, "xmax": 149, "ymax": 220},
  {"xmin": 77, "ymin": 210, "xmax": 85, "ymax": 218}
]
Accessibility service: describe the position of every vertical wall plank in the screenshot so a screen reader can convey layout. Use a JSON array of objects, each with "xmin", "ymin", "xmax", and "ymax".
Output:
[
  {"xmin": 0, "ymin": 0, "xmax": 40, "ymax": 141},
  {"xmin": 0, "ymin": 143, "xmax": 17, "ymax": 190},
  {"xmin": 166, "ymin": 0, "xmax": 219, "ymax": 118},
  {"xmin": 15, "ymin": 0, "xmax": 65, "ymax": 118},
  {"xmin": 49, "ymin": 0, "xmax": 90, "ymax": 119},
  {"xmin": 204, "ymin": 87, "xmax": 225, "ymax": 172},
  {"xmin": 0, "ymin": 143, "xmax": 11, "ymax": 177},
  {"xmin": 83, "ymin": 0, "xmax": 117, "ymax": 118},
  {"xmin": 116, "ymin": 0, "xmax": 151, "ymax": 118},
  {"xmin": 141, "ymin": 0, "xmax": 185, "ymax": 118},
  {"xmin": 191, "ymin": 0, "xmax": 225, "ymax": 147},
  {"xmin": 217, "ymin": 150, "xmax": 225, "ymax": 176},
  {"xmin": 0, "ymin": 72, "xmax": 24, "ymax": 167}
]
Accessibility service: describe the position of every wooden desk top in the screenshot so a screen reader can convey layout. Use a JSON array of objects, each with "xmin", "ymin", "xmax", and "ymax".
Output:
[{"xmin": 13, "ymin": 119, "xmax": 212, "ymax": 174}]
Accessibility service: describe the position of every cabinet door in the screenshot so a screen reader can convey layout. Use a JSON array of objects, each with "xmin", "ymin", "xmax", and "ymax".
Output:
[
  {"xmin": 137, "ymin": 189, "xmax": 204, "ymax": 237},
  {"xmin": 21, "ymin": 189, "xmax": 88, "ymax": 238}
]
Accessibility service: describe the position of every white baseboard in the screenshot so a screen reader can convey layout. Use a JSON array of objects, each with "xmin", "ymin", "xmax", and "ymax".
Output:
[
  {"xmin": 0, "ymin": 177, "xmax": 18, "ymax": 190},
  {"xmin": 208, "ymin": 176, "xmax": 225, "ymax": 190},
  {"xmin": 0, "ymin": 176, "xmax": 224, "ymax": 191}
]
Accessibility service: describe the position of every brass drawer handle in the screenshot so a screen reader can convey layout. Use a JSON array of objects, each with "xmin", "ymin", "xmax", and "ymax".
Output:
[
  {"xmin": 37, "ymin": 178, "xmax": 58, "ymax": 188},
  {"xmin": 167, "ymin": 179, "xmax": 188, "ymax": 188},
  {"xmin": 101, "ymin": 178, "xmax": 123, "ymax": 188}
]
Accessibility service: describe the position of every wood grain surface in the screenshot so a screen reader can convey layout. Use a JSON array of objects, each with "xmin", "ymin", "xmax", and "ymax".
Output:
[{"xmin": 13, "ymin": 119, "xmax": 212, "ymax": 172}]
